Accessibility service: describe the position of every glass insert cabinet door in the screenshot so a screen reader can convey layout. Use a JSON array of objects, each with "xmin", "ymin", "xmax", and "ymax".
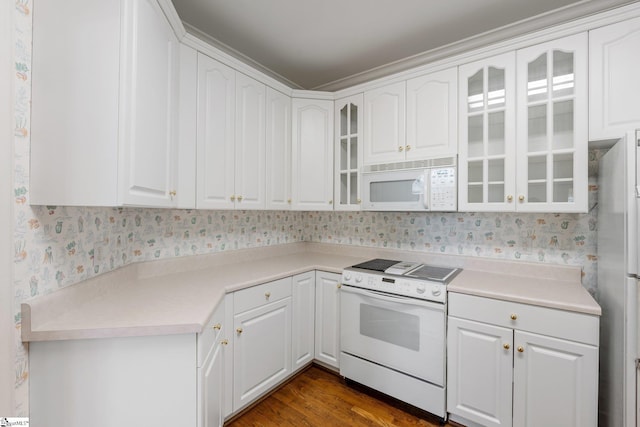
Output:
[
  {"xmin": 516, "ymin": 33, "xmax": 588, "ymax": 212},
  {"xmin": 335, "ymin": 94, "xmax": 363, "ymax": 211},
  {"xmin": 458, "ymin": 52, "xmax": 516, "ymax": 211}
]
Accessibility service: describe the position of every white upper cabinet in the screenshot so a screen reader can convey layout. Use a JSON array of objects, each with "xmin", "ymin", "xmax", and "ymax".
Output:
[
  {"xmin": 516, "ymin": 33, "xmax": 588, "ymax": 213},
  {"xmin": 458, "ymin": 52, "xmax": 517, "ymax": 212},
  {"xmin": 30, "ymin": 0, "xmax": 181, "ymax": 207},
  {"xmin": 459, "ymin": 33, "xmax": 588, "ymax": 213},
  {"xmin": 266, "ymin": 88, "xmax": 292, "ymax": 210},
  {"xmin": 589, "ymin": 16, "xmax": 640, "ymax": 141},
  {"xmin": 197, "ymin": 53, "xmax": 236, "ymax": 210},
  {"xmin": 291, "ymin": 98, "xmax": 335, "ymax": 211},
  {"xmin": 234, "ymin": 73, "xmax": 266, "ymax": 209},
  {"xmin": 363, "ymin": 82, "xmax": 407, "ymax": 165},
  {"xmin": 197, "ymin": 55, "xmax": 266, "ymax": 210},
  {"xmin": 406, "ymin": 68, "xmax": 458, "ymax": 159},
  {"xmin": 334, "ymin": 94, "xmax": 363, "ymax": 211},
  {"xmin": 177, "ymin": 44, "xmax": 198, "ymax": 209}
]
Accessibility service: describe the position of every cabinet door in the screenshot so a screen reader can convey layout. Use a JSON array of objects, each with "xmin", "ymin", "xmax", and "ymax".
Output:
[
  {"xmin": 315, "ymin": 271, "xmax": 341, "ymax": 369},
  {"xmin": 406, "ymin": 68, "xmax": 458, "ymax": 159},
  {"xmin": 233, "ymin": 297, "xmax": 292, "ymax": 411},
  {"xmin": 119, "ymin": 0, "xmax": 180, "ymax": 207},
  {"xmin": 235, "ymin": 73, "xmax": 266, "ymax": 209},
  {"xmin": 458, "ymin": 52, "xmax": 516, "ymax": 212},
  {"xmin": 447, "ymin": 317, "xmax": 513, "ymax": 427},
  {"xmin": 589, "ymin": 16, "xmax": 640, "ymax": 141},
  {"xmin": 364, "ymin": 82, "xmax": 406, "ymax": 165},
  {"xmin": 516, "ymin": 33, "xmax": 588, "ymax": 213},
  {"xmin": 198, "ymin": 336, "xmax": 226, "ymax": 427},
  {"xmin": 513, "ymin": 331, "xmax": 598, "ymax": 427},
  {"xmin": 177, "ymin": 43, "xmax": 198, "ymax": 209},
  {"xmin": 266, "ymin": 88, "xmax": 292, "ymax": 210},
  {"xmin": 335, "ymin": 94, "xmax": 363, "ymax": 211},
  {"xmin": 197, "ymin": 53, "xmax": 236, "ymax": 209},
  {"xmin": 291, "ymin": 98, "xmax": 335, "ymax": 211},
  {"xmin": 292, "ymin": 272, "xmax": 315, "ymax": 371}
]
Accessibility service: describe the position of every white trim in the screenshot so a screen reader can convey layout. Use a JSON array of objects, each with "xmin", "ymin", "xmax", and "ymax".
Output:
[
  {"xmin": 332, "ymin": 0, "xmax": 640, "ymax": 97},
  {"xmin": 182, "ymin": 31, "xmax": 298, "ymax": 95},
  {"xmin": 156, "ymin": 0, "xmax": 186, "ymax": 39},
  {"xmin": 178, "ymin": 1, "xmax": 640, "ymax": 98},
  {"xmin": 0, "ymin": 0, "xmax": 14, "ymax": 414}
]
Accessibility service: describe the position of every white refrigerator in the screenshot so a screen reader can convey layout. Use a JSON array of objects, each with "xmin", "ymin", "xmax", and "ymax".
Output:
[{"xmin": 597, "ymin": 130, "xmax": 639, "ymax": 427}]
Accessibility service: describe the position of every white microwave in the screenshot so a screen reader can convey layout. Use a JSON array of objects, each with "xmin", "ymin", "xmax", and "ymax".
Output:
[{"xmin": 361, "ymin": 158, "xmax": 457, "ymax": 212}]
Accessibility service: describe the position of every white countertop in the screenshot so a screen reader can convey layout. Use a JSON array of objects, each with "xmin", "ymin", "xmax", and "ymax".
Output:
[{"xmin": 21, "ymin": 242, "xmax": 600, "ymax": 342}]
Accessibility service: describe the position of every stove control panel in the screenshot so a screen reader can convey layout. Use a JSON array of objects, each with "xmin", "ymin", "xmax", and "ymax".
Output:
[{"xmin": 342, "ymin": 269, "xmax": 446, "ymax": 303}]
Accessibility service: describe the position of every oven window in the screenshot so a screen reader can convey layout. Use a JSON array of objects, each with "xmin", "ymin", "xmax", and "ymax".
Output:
[
  {"xmin": 360, "ymin": 304, "xmax": 420, "ymax": 351},
  {"xmin": 370, "ymin": 180, "xmax": 420, "ymax": 203}
]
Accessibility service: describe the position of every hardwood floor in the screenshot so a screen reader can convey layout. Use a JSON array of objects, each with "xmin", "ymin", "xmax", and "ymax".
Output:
[{"xmin": 226, "ymin": 365, "xmax": 452, "ymax": 427}]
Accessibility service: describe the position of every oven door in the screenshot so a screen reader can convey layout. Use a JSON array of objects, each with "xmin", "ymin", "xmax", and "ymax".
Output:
[{"xmin": 340, "ymin": 285, "xmax": 445, "ymax": 386}]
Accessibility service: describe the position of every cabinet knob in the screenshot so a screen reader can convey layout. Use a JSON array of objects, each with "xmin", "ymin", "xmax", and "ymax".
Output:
[
  {"xmin": 357, "ymin": 198, "xmax": 361, "ymax": 204},
  {"xmin": 510, "ymin": 314, "xmax": 517, "ymax": 320},
  {"xmin": 287, "ymin": 198, "xmax": 292, "ymax": 204},
  {"xmin": 169, "ymin": 190, "xmax": 177, "ymax": 199},
  {"xmin": 221, "ymin": 339, "xmax": 229, "ymax": 346},
  {"xmin": 212, "ymin": 323, "xmax": 221, "ymax": 331},
  {"xmin": 517, "ymin": 346, "xmax": 524, "ymax": 353},
  {"xmin": 329, "ymin": 200, "xmax": 333, "ymax": 204},
  {"xmin": 265, "ymin": 292, "xmax": 271, "ymax": 299},
  {"xmin": 237, "ymin": 195, "xmax": 243, "ymax": 202},
  {"xmin": 503, "ymin": 343, "xmax": 510, "ymax": 350},
  {"xmin": 507, "ymin": 195, "xmax": 513, "ymax": 202},
  {"xmin": 518, "ymin": 195, "xmax": 525, "ymax": 202},
  {"xmin": 398, "ymin": 146, "xmax": 404, "ymax": 152},
  {"xmin": 337, "ymin": 283, "xmax": 342, "ymax": 289},
  {"xmin": 405, "ymin": 145, "xmax": 411, "ymax": 151},
  {"xmin": 236, "ymin": 328, "xmax": 243, "ymax": 334},
  {"xmin": 230, "ymin": 195, "xmax": 236, "ymax": 201}
]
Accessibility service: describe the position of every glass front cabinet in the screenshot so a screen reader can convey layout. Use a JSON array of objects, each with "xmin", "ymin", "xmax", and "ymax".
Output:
[
  {"xmin": 335, "ymin": 94, "xmax": 363, "ymax": 211},
  {"xmin": 458, "ymin": 33, "xmax": 588, "ymax": 213},
  {"xmin": 458, "ymin": 52, "xmax": 516, "ymax": 212},
  {"xmin": 516, "ymin": 33, "xmax": 588, "ymax": 212}
]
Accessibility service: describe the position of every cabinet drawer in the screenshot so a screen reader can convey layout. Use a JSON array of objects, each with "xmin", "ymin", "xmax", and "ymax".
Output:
[
  {"xmin": 197, "ymin": 297, "xmax": 226, "ymax": 367},
  {"xmin": 234, "ymin": 277, "xmax": 292, "ymax": 314},
  {"xmin": 448, "ymin": 293, "xmax": 599, "ymax": 345}
]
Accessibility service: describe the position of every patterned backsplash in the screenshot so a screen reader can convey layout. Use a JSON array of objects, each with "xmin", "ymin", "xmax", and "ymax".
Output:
[{"xmin": 9, "ymin": 0, "xmax": 601, "ymax": 416}]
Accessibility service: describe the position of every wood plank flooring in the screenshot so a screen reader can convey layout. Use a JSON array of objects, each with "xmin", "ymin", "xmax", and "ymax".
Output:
[{"xmin": 226, "ymin": 365, "xmax": 452, "ymax": 427}]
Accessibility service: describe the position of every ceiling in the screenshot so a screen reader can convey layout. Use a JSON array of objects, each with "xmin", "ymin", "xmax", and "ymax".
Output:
[{"xmin": 171, "ymin": 0, "xmax": 633, "ymax": 90}]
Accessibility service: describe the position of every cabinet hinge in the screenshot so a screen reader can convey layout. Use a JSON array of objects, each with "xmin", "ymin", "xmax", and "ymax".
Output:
[{"xmin": 635, "ymin": 358, "xmax": 640, "ymax": 370}]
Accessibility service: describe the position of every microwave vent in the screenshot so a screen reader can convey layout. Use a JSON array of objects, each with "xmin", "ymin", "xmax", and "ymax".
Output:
[{"xmin": 363, "ymin": 156, "xmax": 456, "ymax": 173}]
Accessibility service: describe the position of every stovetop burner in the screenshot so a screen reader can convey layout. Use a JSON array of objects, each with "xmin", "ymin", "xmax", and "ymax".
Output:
[{"xmin": 351, "ymin": 258, "xmax": 400, "ymax": 272}]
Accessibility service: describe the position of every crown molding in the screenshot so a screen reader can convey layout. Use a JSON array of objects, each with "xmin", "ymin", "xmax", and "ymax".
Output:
[
  {"xmin": 315, "ymin": 0, "xmax": 638, "ymax": 92},
  {"xmin": 182, "ymin": 22, "xmax": 303, "ymax": 91},
  {"xmin": 156, "ymin": 0, "xmax": 187, "ymax": 39}
]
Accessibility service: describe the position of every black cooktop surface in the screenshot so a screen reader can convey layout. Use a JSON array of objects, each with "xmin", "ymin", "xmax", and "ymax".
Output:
[{"xmin": 351, "ymin": 258, "xmax": 400, "ymax": 272}]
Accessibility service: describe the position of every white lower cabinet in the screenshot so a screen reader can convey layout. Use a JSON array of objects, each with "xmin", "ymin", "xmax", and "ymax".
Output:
[
  {"xmin": 447, "ymin": 292, "xmax": 599, "ymax": 427},
  {"xmin": 232, "ymin": 277, "xmax": 293, "ymax": 411},
  {"xmin": 292, "ymin": 271, "xmax": 316, "ymax": 371},
  {"xmin": 198, "ymin": 300, "xmax": 228, "ymax": 427},
  {"xmin": 314, "ymin": 271, "xmax": 341, "ymax": 369}
]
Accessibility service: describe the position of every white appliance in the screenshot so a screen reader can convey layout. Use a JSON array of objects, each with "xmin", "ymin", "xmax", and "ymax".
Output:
[
  {"xmin": 597, "ymin": 130, "xmax": 639, "ymax": 427},
  {"xmin": 361, "ymin": 158, "xmax": 457, "ymax": 211},
  {"xmin": 340, "ymin": 259, "xmax": 461, "ymax": 421}
]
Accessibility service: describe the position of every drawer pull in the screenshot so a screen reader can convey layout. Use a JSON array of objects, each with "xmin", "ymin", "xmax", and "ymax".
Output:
[
  {"xmin": 212, "ymin": 323, "xmax": 221, "ymax": 331},
  {"xmin": 221, "ymin": 339, "xmax": 229, "ymax": 346},
  {"xmin": 265, "ymin": 292, "xmax": 271, "ymax": 299},
  {"xmin": 510, "ymin": 314, "xmax": 517, "ymax": 320},
  {"xmin": 236, "ymin": 328, "xmax": 243, "ymax": 334},
  {"xmin": 503, "ymin": 343, "xmax": 510, "ymax": 350},
  {"xmin": 517, "ymin": 346, "xmax": 524, "ymax": 353}
]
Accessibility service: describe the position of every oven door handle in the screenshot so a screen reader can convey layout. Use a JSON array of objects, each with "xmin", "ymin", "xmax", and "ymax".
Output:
[{"xmin": 340, "ymin": 284, "xmax": 444, "ymax": 311}]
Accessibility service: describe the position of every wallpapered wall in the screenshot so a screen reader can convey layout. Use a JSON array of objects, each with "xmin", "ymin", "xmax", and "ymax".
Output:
[{"xmin": 10, "ymin": 1, "xmax": 600, "ymax": 416}]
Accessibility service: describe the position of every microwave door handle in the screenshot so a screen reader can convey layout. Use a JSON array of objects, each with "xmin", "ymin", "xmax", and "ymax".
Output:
[{"xmin": 424, "ymin": 171, "xmax": 430, "ymax": 209}]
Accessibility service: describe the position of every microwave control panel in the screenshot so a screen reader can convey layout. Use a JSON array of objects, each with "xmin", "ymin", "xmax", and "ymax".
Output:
[{"xmin": 429, "ymin": 167, "xmax": 457, "ymax": 211}]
